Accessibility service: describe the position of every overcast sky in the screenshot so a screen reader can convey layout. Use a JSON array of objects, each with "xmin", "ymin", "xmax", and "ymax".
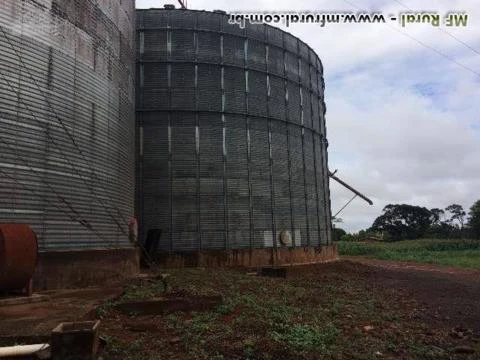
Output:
[{"xmin": 136, "ymin": 0, "xmax": 480, "ymax": 232}]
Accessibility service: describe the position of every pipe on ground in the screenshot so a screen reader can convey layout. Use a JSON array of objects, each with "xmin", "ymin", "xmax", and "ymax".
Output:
[{"xmin": 0, "ymin": 344, "xmax": 49, "ymax": 357}]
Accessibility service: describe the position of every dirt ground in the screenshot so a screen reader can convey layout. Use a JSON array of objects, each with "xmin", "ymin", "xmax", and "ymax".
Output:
[
  {"xmin": 341, "ymin": 257, "xmax": 480, "ymax": 332},
  {"xmin": 0, "ymin": 287, "xmax": 122, "ymax": 342},
  {"xmin": 1, "ymin": 258, "xmax": 479, "ymax": 359}
]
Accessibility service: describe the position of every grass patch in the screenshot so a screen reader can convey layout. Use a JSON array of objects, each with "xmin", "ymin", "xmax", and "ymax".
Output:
[
  {"xmin": 337, "ymin": 238, "xmax": 480, "ymax": 269},
  {"xmin": 271, "ymin": 323, "xmax": 339, "ymax": 352}
]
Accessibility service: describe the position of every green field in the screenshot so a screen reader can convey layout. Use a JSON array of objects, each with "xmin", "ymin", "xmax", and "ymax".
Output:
[{"xmin": 337, "ymin": 239, "xmax": 480, "ymax": 269}]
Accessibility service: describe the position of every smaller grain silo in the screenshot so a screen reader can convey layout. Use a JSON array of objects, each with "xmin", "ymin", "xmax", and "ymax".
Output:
[{"xmin": 136, "ymin": 7, "xmax": 337, "ymax": 267}]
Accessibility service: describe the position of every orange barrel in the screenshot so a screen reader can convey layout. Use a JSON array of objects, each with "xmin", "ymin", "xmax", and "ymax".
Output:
[{"xmin": 0, "ymin": 224, "xmax": 38, "ymax": 290}]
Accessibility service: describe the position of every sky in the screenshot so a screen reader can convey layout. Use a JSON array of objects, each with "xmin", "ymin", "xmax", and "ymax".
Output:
[{"xmin": 136, "ymin": 0, "xmax": 480, "ymax": 232}]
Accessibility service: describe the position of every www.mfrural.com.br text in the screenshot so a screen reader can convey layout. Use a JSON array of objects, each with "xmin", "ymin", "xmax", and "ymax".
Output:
[{"xmin": 228, "ymin": 12, "xmax": 469, "ymax": 28}]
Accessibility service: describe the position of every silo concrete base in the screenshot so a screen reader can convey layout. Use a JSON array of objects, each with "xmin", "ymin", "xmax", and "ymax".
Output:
[
  {"xmin": 33, "ymin": 249, "xmax": 140, "ymax": 290},
  {"xmin": 154, "ymin": 244, "xmax": 339, "ymax": 268}
]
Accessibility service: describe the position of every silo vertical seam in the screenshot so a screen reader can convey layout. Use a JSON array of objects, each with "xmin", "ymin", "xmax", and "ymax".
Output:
[
  {"xmin": 168, "ymin": 113, "xmax": 173, "ymax": 251},
  {"xmin": 138, "ymin": 114, "xmax": 145, "ymax": 247},
  {"xmin": 41, "ymin": 122, "xmax": 50, "ymax": 248},
  {"xmin": 283, "ymin": 38, "xmax": 294, "ymax": 248},
  {"xmin": 220, "ymin": 16, "xmax": 230, "ymax": 249},
  {"xmin": 302, "ymin": 46, "xmax": 312, "ymax": 247},
  {"xmin": 138, "ymin": 31, "xmax": 145, "ymax": 246},
  {"xmin": 308, "ymin": 52, "xmax": 319, "ymax": 246},
  {"xmin": 167, "ymin": 23, "xmax": 173, "ymax": 251},
  {"xmin": 194, "ymin": 18, "xmax": 201, "ymax": 250},
  {"xmin": 14, "ymin": 1, "xmax": 23, "ymax": 231},
  {"xmin": 316, "ymin": 80, "xmax": 327, "ymax": 244},
  {"xmin": 220, "ymin": 30, "xmax": 229, "ymax": 249},
  {"xmin": 320, "ymin": 133, "xmax": 328, "ymax": 244},
  {"xmin": 324, "ymin": 115, "xmax": 332, "ymax": 244},
  {"xmin": 297, "ymin": 42, "xmax": 308, "ymax": 245},
  {"xmin": 244, "ymin": 35, "xmax": 254, "ymax": 250},
  {"xmin": 312, "ymin": 129, "xmax": 321, "ymax": 246},
  {"xmin": 41, "ymin": 47, "xmax": 53, "ymax": 247},
  {"xmin": 265, "ymin": 41, "xmax": 277, "ymax": 249}
]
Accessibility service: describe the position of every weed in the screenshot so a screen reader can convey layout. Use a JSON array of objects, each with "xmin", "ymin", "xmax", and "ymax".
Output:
[
  {"xmin": 95, "ymin": 300, "xmax": 116, "ymax": 319},
  {"xmin": 271, "ymin": 323, "xmax": 339, "ymax": 352},
  {"xmin": 102, "ymin": 335, "xmax": 124, "ymax": 355},
  {"xmin": 242, "ymin": 338, "xmax": 257, "ymax": 358},
  {"xmin": 216, "ymin": 300, "xmax": 236, "ymax": 315}
]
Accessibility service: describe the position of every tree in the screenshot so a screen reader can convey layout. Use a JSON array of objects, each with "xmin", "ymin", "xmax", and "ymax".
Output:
[
  {"xmin": 370, "ymin": 204, "xmax": 433, "ymax": 241},
  {"xmin": 430, "ymin": 208, "xmax": 445, "ymax": 225},
  {"xmin": 332, "ymin": 228, "xmax": 347, "ymax": 242},
  {"xmin": 468, "ymin": 200, "xmax": 480, "ymax": 238},
  {"xmin": 445, "ymin": 204, "xmax": 467, "ymax": 229}
]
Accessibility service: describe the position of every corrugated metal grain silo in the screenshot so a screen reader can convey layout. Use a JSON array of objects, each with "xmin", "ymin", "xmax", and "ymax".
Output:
[
  {"xmin": 0, "ymin": 0, "xmax": 137, "ymax": 288},
  {"xmin": 136, "ymin": 8, "xmax": 336, "ymax": 266}
]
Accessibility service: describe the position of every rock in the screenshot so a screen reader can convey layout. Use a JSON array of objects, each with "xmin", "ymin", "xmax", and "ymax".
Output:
[
  {"xmin": 169, "ymin": 337, "xmax": 181, "ymax": 344},
  {"xmin": 364, "ymin": 325, "xmax": 374, "ymax": 332},
  {"xmin": 450, "ymin": 330, "xmax": 465, "ymax": 339}
]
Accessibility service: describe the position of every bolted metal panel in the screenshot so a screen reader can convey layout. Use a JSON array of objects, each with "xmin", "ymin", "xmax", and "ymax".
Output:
[
  {"xmin": 0, "ymin": 0, "xmax": 136, "ymax": 250},
  {"xmin": 137, "ymin": 9, "xmax": 331, "ymax": 251}
]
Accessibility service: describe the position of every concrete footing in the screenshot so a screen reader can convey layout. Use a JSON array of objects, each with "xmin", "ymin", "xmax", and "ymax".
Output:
[
  {"xmin": 31, "ymin": 245, "xmax": 337, "ymax": 290},
  {"xmin": 33, "ymin": 248, "xmax": 140, "ymax": 290},
  {"xmin": 154, "ymin": 244, "xmax": 339, "ymax": 268}
]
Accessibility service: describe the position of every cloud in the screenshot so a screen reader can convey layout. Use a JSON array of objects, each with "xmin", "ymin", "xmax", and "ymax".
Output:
[{"xmin": 136, "ymin": 0, "xmax": 480, "ymax": 232}]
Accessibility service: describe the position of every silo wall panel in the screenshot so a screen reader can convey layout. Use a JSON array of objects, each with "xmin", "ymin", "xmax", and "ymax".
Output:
[{"xmin": 0, "ymin": 0, "xmax": 136, "ymax": 251}]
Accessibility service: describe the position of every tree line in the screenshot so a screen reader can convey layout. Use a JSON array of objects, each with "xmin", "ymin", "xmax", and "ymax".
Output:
[{"xmin": 335, "ymin": 200, "xmax": 480, "ymax": 241}]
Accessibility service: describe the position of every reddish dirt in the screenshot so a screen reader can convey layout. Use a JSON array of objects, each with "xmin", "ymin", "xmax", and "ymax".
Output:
[
  {"xmin": 2, "ymin": 259, "xmax": 480, "ymax": 359},
  {"xmin": 340, "ymin": 257, "xmax": 480, "ymax": 332},
  {"xmin": 0, "ymin": 286, "xmax": 123, "ymax": 339}
]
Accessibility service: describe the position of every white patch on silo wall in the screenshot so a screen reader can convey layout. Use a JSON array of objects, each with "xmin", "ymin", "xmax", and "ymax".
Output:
[
  {"xmin": 294, "ymin": 230, "xmax": 302, "ymax": 246},
  {"xmin": 263, "ymin": 231, "xmax": 273, "ymax": 247}
]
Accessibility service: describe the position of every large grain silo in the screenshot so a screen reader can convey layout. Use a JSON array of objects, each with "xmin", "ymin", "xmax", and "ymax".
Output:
[
  {"xmin": 0, "ymin": 0, "xmax": 137, "ymax": 288},
  {"xmin": 136, "ymin": 8, "xmax": 337, "ymax": 267}
]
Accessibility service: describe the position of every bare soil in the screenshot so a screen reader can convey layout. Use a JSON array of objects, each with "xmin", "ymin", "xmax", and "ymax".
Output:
[
  {"xmin": 0, "ymin": 287, "xmax": 123, "ymax": 340},
  {"xmin": 341, "ymin": 257, "xmax": 480, "ymax": 332},
  {"xmin": 1, "ymin": 259, "xmax": 479, "ymax": 359}
]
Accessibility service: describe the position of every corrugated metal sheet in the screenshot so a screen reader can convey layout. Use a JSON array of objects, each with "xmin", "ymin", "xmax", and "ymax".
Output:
[
  {"xmin": 0, "ymin": 0, "xmax": 135, "ymax": 250},
  {"xmin": 137, "ymin": 9, "xmax": 331, "ymax": 251}
]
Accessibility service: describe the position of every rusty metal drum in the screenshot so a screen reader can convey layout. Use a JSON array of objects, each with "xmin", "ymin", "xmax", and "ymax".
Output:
[{"xmin": 0, "ymin": 224, "xmax": 38, "ymax": 290}]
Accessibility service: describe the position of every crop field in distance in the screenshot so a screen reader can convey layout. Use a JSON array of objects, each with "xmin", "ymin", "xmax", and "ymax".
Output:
[{"xmin": 337, "ymin": 238, "xmax": 480, "ymax": 269}]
